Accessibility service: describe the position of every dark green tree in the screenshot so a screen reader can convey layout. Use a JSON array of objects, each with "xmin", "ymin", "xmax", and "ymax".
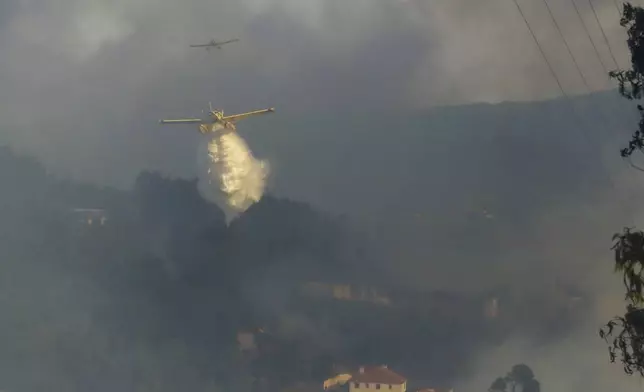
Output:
[
  {"xmin": 488, "ymin": 364, "xmax": 540, "ymax": 392},
  {"xmin": 600, "ymin": 228, "xmax": 644, "ymax": 375},
  {"xmin": 610, "ymin": 3, "xmax": 644, "ymax": 159},
  {"xmin": 599, "ymin": 2, "xmax": 644, "ymax": 377}
]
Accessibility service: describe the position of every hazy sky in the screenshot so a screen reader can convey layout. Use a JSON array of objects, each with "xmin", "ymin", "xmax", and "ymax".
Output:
[{"xmin": 0, "ymin": 0, "xmax": 634, "ymax": 189}]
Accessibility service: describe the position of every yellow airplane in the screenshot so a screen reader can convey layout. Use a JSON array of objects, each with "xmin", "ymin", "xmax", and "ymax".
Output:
[
  {"xmin": 190, "ymin": 38, "xmax": 239, "ymax": 50},
  {"xmin": 159, "ymin": 102, "xmax": 275, "ymax": 135}
]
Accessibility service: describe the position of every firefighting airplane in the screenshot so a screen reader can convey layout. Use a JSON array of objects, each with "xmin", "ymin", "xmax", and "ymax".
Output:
[
  {"xmin": 189, "ymin": 38, "xmax": 239, "ymax": 50},
  {"xmin": 159, "ymin": 103, "xmax": 275, "ymax": 135}
]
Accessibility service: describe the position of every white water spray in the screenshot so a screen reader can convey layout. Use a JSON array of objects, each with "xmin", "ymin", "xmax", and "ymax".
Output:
[{"xmin": 206, "ymin": 132, "xmax": 269, "ymax": 213}]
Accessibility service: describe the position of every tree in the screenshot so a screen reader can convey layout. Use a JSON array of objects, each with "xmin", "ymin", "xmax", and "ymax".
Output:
[
  {"xmin": 610, "ymin": 3, "xmax": 644, "ymax": 160},
  {"xmin": 489, "ymin": 377, "xmax": 506, "ymax": 392},
  {"xmin": 599, "ymin": 228, "xmax": 644, "ymax": 375},
  {"xmin": 599, "ymin": 2, "xmax": 644, "ymax": 377},
  {"xmin": 488, "ymin": 364, "xmax": 540, "ymax": 392}
]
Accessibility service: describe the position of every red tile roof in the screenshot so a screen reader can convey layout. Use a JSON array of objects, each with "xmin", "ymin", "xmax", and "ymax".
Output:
[{"xmin": 351, "ymin": 366, "xmax": 406, "ymax": 385}]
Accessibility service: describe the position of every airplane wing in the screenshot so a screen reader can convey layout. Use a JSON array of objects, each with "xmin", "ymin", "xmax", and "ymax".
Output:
[
  {"xmin": 219, "ymin": 39, "xmax": 239, "ymax": 45},
  {"xmin": 159, "ymin": 118, "xmax": 203, "ymax": 124},
  {"xmin": 190, "ymin": 44, "xmax": 210, "ymax": 47},
  {"xmin": 221, "ymin": 108, "xmax": 275, "ymax": 123}
]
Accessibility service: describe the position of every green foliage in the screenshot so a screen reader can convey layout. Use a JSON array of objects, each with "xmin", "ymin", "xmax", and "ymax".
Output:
[
  {"xmin": 600, "ymin": 228, "xmax": 644, "ymax": 375},
  {"xmin": 599, "ymin": 1, "xmax": 644, "ymax": 378},
  {"xmin": 488, "ymin": 364, "xmax": 540, "ymax": 392},
  {"xmin": 610, "ymin": 3, "xmax": 644, "ymax": 159},
  {"xmin": 611, "ymin": 3, "xmax": 644, "ymax": 101},
  {"xmin": 489, "ymin": 377, "xmax": 506, "ymax": 392}
]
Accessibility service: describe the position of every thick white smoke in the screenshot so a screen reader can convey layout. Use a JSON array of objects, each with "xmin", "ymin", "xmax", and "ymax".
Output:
[{"xmin": 206, "ymin": 132, "xmax": 269, "ymax": 213}]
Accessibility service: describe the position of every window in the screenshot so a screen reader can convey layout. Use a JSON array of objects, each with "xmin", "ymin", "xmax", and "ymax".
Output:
[
  {"xmin": 389, "ymin": 386, "xmax": 392, "ymax": 390},
  {"xmin": 376, "ymin": 385, "xmax": 381, "ymax": 390},
  {"xmin": 354, "ymin": 383, "xmax": 360, "ymax": 389}
]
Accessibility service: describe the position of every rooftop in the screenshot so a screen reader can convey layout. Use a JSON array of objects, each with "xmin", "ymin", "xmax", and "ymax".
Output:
[{"xmin": 352, "ymin": 366, "xmax": 406, "ymax": 385}]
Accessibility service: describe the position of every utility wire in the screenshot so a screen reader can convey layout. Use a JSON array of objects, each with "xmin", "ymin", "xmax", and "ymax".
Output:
[
  {"xmin": 556, "ymin": 0, "xmax": 635, "ymax": 183},
  {"xmin": 541, "ymin": 0, "xmax": 619, "ymax": 137},
  {"xmin": 541, "ymin": 0, "xmax": 593, "ymax": 91},
  {"xmin": 570, "ymin": 0, "xmax": 612, "ymax": 76},
  {"xmin": 509, "ymin": 0, "xmax": 619, "ymax": 190},
  {"xmin": 613, "ymin": 0, "xmax": 623, "ymax": 18},
  {"xmin": 588, "ymin": 0, "xmax": 622, "ymax": 69},
  {"xmin": 569, "ymin": 0, "xmax": 633, "ymax": 172},
  {"xmin": 544, "ymin": 0, "xmax": 625, "ymax": 178},
  {"xmin": 510, "ymin": 0, "xmax": 566, "ymax": 94}
]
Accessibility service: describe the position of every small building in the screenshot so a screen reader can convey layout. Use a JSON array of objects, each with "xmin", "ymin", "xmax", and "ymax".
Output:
[
  {"xmin": 349, "ymin": 366, "xmax": 407, "ymax": 392},
  {"xmin": 300, "ymin": 282, "xmax": 392, "ymax": 306},
  {"xmin": 484, "ymin": 297, "xmax": 499, "ymax": 319},
  {"xmin": 237, "ymin": 330, "xmax": 258, "ymax": 352},
  {"xmin": 70, "ymin": 208, "xmax": 108, "ymax": 226}
]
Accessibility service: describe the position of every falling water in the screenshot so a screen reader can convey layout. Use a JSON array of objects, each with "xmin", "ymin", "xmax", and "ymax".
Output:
[{"xmin": 206, "ymin": 132, "xmax": 269, "ymax": 212}]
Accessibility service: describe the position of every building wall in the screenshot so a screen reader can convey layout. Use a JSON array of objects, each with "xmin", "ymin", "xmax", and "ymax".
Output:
[
  {"xmin": 71, "ymin": 209, "xmax": 108, "ymax": 227},
  {"xmin": 301, "ymin": 282, "xmax": 391, "ymax": 305},
  {"xmin": 332, "ymin": 284, "xmax": 352, "ymax": 300},
  {"xmin": 350, "ymin": 382, "xmax": 406, "ymax": 392},
  {"xmin": 237, "ymin": 332, "xmax": 257, "ymax": 351},
  {"xmin": 484, "ymin": 297, "xmax": 499, "ymax": 319}
]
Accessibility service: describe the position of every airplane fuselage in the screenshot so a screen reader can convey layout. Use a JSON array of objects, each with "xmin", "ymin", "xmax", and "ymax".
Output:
[
  {"xmin": 199, "ymin": 120, "xmax": 236, "ymax": 135},
  {"xmin": 189, "ymin": 39, "xmax": 239, "ymax": 50}
]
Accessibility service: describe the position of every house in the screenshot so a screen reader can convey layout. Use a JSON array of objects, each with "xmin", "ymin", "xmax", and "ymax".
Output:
[
  {"xmin": 349, "ymin": 366, "xmax": 407, "ymax": 392},
  {"xmin": 300, "ymin": 282, "xmax": 392, "ymax": 305},
  {"xmin": 70, "ymin": 208, "xmax": 108, "ymax": 226},
  {"xmin": 237, "ymin": 330, "xmax": 258, "ymax": 352}
]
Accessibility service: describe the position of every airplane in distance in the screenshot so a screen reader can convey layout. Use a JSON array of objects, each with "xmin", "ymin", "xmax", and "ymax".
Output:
[
  {"xmin": 159, "ymin": 102, "xmax": 275, "ymax": 135},
  {"xmin": 189, "ymin": 38, "xmax": 239, "ymax": 50}
]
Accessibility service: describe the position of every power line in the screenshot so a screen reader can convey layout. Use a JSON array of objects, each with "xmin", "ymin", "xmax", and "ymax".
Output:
[
  {"xmin": 613, "ymin": 0, "xmax": 623, "ymax": 18},
  {"xmin": 568, "ymin": 0, "xmax": 633, "ymax": 160},
  {"xmin": 541, "ymin": 0, "xmax": 622, "ymax": 151},
  {"xmin": 561, "ymin": 0, "xmax": 635, "ymax": 184},
  {"xmin": 570, "ymin": 0, "xmax": 612, "ymax": 76},
  {"xmin": 509, "ymin": 0, "xmax": 619, "ymax": 190},
  {"xmin": 588, "ymin": 0, "xmax": 622, "ymax": 69},
  {"xmin": 540, "ymin": 0, "xmax": 593, "ymax": 91},
  {"xmin": 510, "ymin": 0, "xmax": 566, "ymax": 94}
]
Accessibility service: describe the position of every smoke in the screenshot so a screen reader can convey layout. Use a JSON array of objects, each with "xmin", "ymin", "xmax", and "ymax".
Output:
[
  {"xmin": 206, "ymin": 132, "xmax": 269, "ymax": 213},
  {"xmin": 442, "ymin": 162, "xmax": 644, "ymax": 392}
]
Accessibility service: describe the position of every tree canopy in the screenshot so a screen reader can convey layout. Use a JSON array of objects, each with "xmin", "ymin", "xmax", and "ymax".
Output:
[
  {"xmin": 600, "ymin": 1, "xmax": 644, "ymax": 377},
  {"xmin": 488, "ymin": 364, "xmax": 540, "ymax": 392}
]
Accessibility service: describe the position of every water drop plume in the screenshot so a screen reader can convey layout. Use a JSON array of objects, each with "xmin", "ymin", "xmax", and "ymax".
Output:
[{"xmin": 206, "ymin": 132, "xmax": 269, "ymax": 212}]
